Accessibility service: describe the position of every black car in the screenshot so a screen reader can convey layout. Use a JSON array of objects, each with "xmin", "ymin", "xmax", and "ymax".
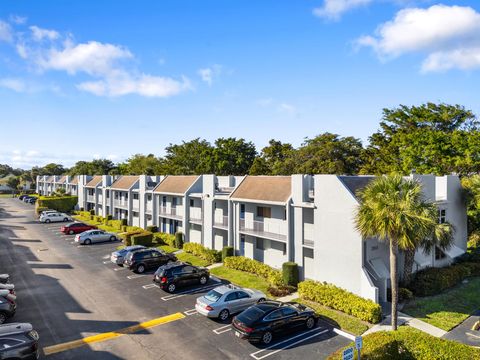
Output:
[
  {"xmin": 123, "ymin": 248, "xmax": 177, "ymax": 274},
  {"xmin": 18, "ymin": 195, "xmax": 28, "ymax": 201},
  {"xmin": 0, "ymin": 323, "xmax": 39, "ymax": 360},
  {"xmin": 232, "ymin": 301, "xmax": 318, "ymax": 345},
  {"xmin": 24, "ymin": 197, "xmax": 36, "ymax": 204},
  {"xmin": 153, "ymin": 262, "xmax": 210, "ymax": 293}
]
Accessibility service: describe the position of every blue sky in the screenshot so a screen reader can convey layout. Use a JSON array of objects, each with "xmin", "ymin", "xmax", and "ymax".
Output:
[{"xmin": 0, "ymin": 0, "xmax": 479, "ymax": 168}]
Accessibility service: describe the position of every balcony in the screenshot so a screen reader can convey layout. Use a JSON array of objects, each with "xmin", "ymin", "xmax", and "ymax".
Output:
[
  {"xmin": 189, "ymin": 207, "xmax": 202, "ymax": 223},
  {"xmin": 86, "ymin": 195, "xmax": 95, "ymax": 203},
  {"xmin": 213, "ymin": 215, "xmax": 228, "ymax": 229},
  {"xmin": 159, "ymin": 206, "xmax": 182, "ymax": 220},
  {"xmin": 132, "ymin": 200, "xmax": 140, "ymax": 212},
  {"xmin": 113, "ymin": 199, "xmax": 129, "ymax": 209},
  {"xmin": 146, "ymin": 201, "xmax": 153, "ymax": 213},
  {"xmin": 239, "ymin": 219, "xmax": 287, "ymax": 242},
  {"xmin": 303, "ymin": 223, "xmax": 314, "ymax": 247}
]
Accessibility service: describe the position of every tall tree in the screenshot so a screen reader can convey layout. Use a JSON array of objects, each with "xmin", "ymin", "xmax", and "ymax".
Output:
[
  {"xmin": 162, "ymin": 138, "xmax": 214, "ymax": 175},
  {"xmin": 121, "ymin": 154, "xmax": 163, "ymax": 175},
  {"xmin": 294, "ymin": 133, "xmax": 363, "ymax": 175},
  {"xmin": 213, "ymin": 137, "xmax": 257, "ymax": 175},
  {"xmin": 355, "ymin": 175, "xmax": 437, "ymax": 330},
  {"xmin": 6, "ymin": 176, "xmax": 20, "ymax": 191},
  {"xmin": 42, "ymin": 163, "xmax": 66, "ymax": 175},
  {"xmin": 250, "ymin": 140, "xmax": 296, "ymax": 175},
  {"xmin": 68, "ymin": 159, "xmax": 116, "ymax": 175}
]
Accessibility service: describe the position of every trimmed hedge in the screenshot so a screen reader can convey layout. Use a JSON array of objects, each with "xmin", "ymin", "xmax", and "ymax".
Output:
[
  {"xmin": 222, "ymin": 246, "xmax": 234, "ymax": 261},
  {"xmin": 183, "ymin": 243, "xmax": 221, "ymax": 264},
  {"xmin": 410, "ymin": 262, "xmax": 480, "ymax": 296},
  {"xmin": 90, "ymin": 209, "xmax": 95, "ymax": 215},
  {"xmin": 119, "ymin": 230, "xmax": 144, "ymax": 246},
  {"xmin": 223, "ymin": 256, "xmax": 283, "ymax": 286},
  {"xmin": 146, "ymin": 225, "xmax": 158, "ymax": 233},
  {"xmin": 121, "ymin": 219, "xmax": 128, "ymax": 226},
  {"xmin": 131, "ymin": 232, "xmax": 153, "ymax": 247},
  {"xmin": 328, "ymin": 326, "xmax": 480, "ymax": 360},
  {"xmin": 37, "ymin": 196, "xmax": 78, "ymax": 213},
  {"xmin": 282, "ymin": 262, "xmax": 299, "ymax": 287},
  {"xmin": 104, "ymin": 215, "xmax": 112, "ymax": 224},
  {"xmin": 298, "ymin": 280, "xmax": 382, "ymax": 323},
  {"xmin": 175, "ymin": 232, "xmax": 184, "ymax": 249},
  {"xmin": 36, "ymin": 206, "xmax": 49, "ymax": 217},
  {"xmin": 153, "ymin": 233, "xmax": 176, "ymax": 247},
  {"xmin": 110, "ymin": 220, "xmax": 123, "ymax": 231}
]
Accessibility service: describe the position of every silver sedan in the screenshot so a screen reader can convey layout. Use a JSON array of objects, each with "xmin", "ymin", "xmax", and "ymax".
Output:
[
  {"xmin": 195, "ymin": 284, "xmax": 266, "ymax": 321},
  {"xmin": 74, "ymin": 230, "xmax": 117, "ymax": 245}
]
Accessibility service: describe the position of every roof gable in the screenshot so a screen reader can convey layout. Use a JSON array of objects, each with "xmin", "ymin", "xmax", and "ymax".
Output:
[
  {"xmin": 153, "ymin": 175, "xmax": 198, "ymax": 194},
  {"xmin": 338, "ymin": 176, "xmax": 376, "ymax": 199},
  {"xmin": 85, "ymin": 176, "xmax": 102, "ymax": 188},
  {"xmin": 230, "ymin": 176, "xmax": 291, "ymax": 203},
  {"xmin": 110, "ymin": 176, "xmax": 139, "ymax": 190}
]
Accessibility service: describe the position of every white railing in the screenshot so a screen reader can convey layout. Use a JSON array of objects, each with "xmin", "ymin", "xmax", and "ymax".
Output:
[
  {"xmin": 132, "ymin": 200, "xmax": 140, "ymax": 212},
  {"xmin": 239, "ymin": 219, "xmax": 285, "ymax": 236},
  {"xmin": 190, "ymin": 207, "xmax": 202, "ymax": 221},
  {"xmin": 114, "ymin": 199, "xmax": 128, "ymax": 208},
  {"xmin": 214, "ymin": 215, "xmax": 228, "ymax": 227},
  {"xmin": 146, "ymin": 201, "xmax": 153, "ymax": 212},
  {"xmin": 159, "ymin": 206, "xmax": 181, "ymax": 217},
  {"xmin": 87, "ymin": 195, "xmax": 95, "ymax": 202}
]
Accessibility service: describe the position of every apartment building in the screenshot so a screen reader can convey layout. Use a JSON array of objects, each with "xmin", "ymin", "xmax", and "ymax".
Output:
[{"xmin": 36, "ymin": 173, "xmax": 467, "ymax": 303}]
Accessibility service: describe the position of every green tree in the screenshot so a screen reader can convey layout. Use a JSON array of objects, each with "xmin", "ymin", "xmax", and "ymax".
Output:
[
  {"xmin": 68, "ymin": 159, "xmax": 116, "ymax": 175},
  {"xmin": 213, "ymin": 137, "xmax": 257, "ymax": 175},
  {"xmin": 294, "ymin": 133, "xmax": 363, "ymax": 174},
  {"xmin": 121, "ymin": 154, "xmax": 163, "ymax": 175},
  {"xmin": 162, "ymin": 138, "xmax": 214, "ymax": 175},
  {"xmin": 6, "ymin": 176, "xmax": 20, "ymax": 191},
  {"xmin": 249, "ymin": 139, "xmax": 296, "ymax": 175},
  {"xmin": 42, "ymin": 163, "xmax": 66, "ymax": 175},
  {"xmin": 355, "ymin": 175, "xmax": 437, "ymax": 330},
  {"xmin": 461, "ymin": 175, "xmax": 480, "ymax": 234}
]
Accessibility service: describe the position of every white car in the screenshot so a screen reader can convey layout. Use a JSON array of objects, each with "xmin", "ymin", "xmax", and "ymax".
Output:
[
  {"xmin": 75, "ymin": 230, "xmax": 117, "ymax": 245},
  {"xmin": 39, "ymin": 212, "xmax": 71, "ymax": 223}
]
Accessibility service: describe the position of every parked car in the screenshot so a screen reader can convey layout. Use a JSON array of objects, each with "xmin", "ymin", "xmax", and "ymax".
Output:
[
  {"xmin": 110, "ymin": 245, "xmax": 146, "ymax": 266},
  {"xmin": 18, "ymin": 195, "xmax": 28, "ymax": 201},
  {"xmin": 195, "ymin": 284, "xmax": 266, "ymax": 321},
  {"xmin": 61, "ymin": 222, "xmax": 97, "ymax": 235},
  {"xmin": 39, "ymin": 212, "xmax": 70, "ymax": 223},
  {"xmin": 231, "ymin": 301, "xmax": 318, "ymax": 345},
  {"xmin": 24, "ymin": 197, "xmax": 36, "ymax": 204},
  {"xmin": 153, "ymin": 262, "xmax": 209, "ymax": 293},
  {"xmin": 39, "ymin": 210, "xmax": 57, "ymax": 217},
  {"xmin": 22, "ymin": 196, "xmax": 33, "ymax": 203},
  {"xmin": 0, "ymin": 290, "xmax": 16, "ymax": 325},
  {"xmin": 74, "ymin": 230, "xmax": 117, "ymax": 245},
  {"xmin": 0, "ymin": 323, "xmax": 39, "ymax": 360},
  {"xmin": 124, "ymin": 249, "xmax": 177, "ymax": 274}
]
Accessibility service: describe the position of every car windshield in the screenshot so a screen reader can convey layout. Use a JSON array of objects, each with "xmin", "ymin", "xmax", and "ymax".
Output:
[
  {"xmin": 204, "ymin": 290, "xmax": 222, "ymax": 302},
  {"xmin": 237, "ymin": 307, "xmax": 265, "ymax": 323},
  {"xmin": 154, "ymin": 268, "xmax": 165, "ymax": 276},
  {"xmin": 125, "ymin": 252, "xmax": 134, "ymax": 260}
]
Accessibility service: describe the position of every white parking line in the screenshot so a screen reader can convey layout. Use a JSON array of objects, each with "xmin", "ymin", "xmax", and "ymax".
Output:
[
  {"xmin": 161, "ymin": 284, "xmax": 218, "ymax": 301},
  {"xmin": 249, "ymin": 328, "xmax": 329, "ymax": 360},
  {"xmin": 102, "ymin": 255, "xmax": 110, "ymax": 259},
  {"xmin": 142, "ymin": 284, "xmax": 160, "ymax": 289},
  {"xmin": 77, "ymin": 245, "xmax": 87, "ymax": 249},
  {"xmin": 102, "ymin": 261, "xmax": 111, "ymax": 264},
  {"xmin": 127, "ymin": 274, "xmax": 144, "ymax": 279},
  {"xmin": 184, "ymin": 309, "xmax": 198, "ymax": 316},
  {"xmin": 211, "ymin": 276, "xmax": 222, "ymax": 283},
  {"xmin": 213, "ymin": 324, "xmax": 232, "ymax": 335}
]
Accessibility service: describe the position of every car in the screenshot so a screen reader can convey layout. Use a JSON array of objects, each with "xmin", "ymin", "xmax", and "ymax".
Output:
[
  {"xmin": 124, "ymin": 249, "xmax": 177, "ymax": 274},
  {"xmin": 39, "ymin": 212, "xmax": 70, "ymax": 223},
  {"xmin": 61, "ymin": 222, "xmax": 97, "ymax": 235},
  {"xmin": 0, "ymin": 290, "xmax": 16, "ymax": 325},
  {"xmin": 0, "ymin": 323, "xmax": 39, "ymax": 360},
  {"xmin": 74, "ymin": 230, "xmax": 117, "ymax": 245},
  {"xmin": 195, "ymin": 284, "xmax": 266, "ymax": 321},
  {"xmin": 110, "ymin": 245, "xmax": 146, "ymax": 266},
  {"xmin": 22, "ymin": 196, "xmax": 33, "ymax": 203},
  {"xmin": 25, "ymin": 197, "xmax": 36, "ymax": 204},
  {"xmin": 18, "ymin": 195, "xmax": 28, "ymax": 201},
  {"xmin": 39, "ymin": 210, "xmax": 57, "ymax": 217},
  {"xmin": 231, "ymin": 301, "xmax": 318, "ymax": 345},
  {"xmin": 153, "ymin": 261, "xmax": 209, "ymax": 293}
]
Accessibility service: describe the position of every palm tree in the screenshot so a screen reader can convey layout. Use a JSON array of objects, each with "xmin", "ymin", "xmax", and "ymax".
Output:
[{"xmin": 355, "ymin": 174, "xmax": 437, "ymax": 330}]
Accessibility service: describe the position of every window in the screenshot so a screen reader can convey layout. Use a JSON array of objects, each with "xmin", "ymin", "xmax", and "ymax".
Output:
[
  {"xmin": 147, "ymin": 194, "xmax": 152, "ymax": 201},
  {"xmin": 282, "ymin": 307, "xmax": 297, "ymax": 317},
  {"xmin": 225, "ymin": 292, "xmax": 238, "ymax": 302},
  {"xmin": 146, "ymin": 215, "xmax": 152, "ymax": 221},
  {"xmin": 271, "ymin": 240, "xmax": 286, "ymax": 255},
  {"xmin": 0, "ymin": 338, "xmax": 23, "ymax": 348},
  {"xmin": 183, "ymin": 266, "xmax": 195, "ymax": 273},
  {"xmin": 133, "ymin": 193, "xmax": 139, "ymax": 200},
  {"xmin": 256, "ymin": 238, "xmax": 265, "ymax": 250},
  {"xmin": 265, "ymin": 310, "xmax": 283, "ymax": 321},
  {"xmin": 435, "ymin": 246, "xmax": 447, "ymax": 260},
  {"xmin": 439, "ymin": 209, "xmax": 446, "ymax": 224},
  {"xmin": 240, "ymin": 204, "xmax": 245, "ymax": 219},
  {"xmin": 284, "ymin": 209, "xmax": 287, "ymax": 220},
  {"xmin": 133, "ymin": 211, "xmax": 139, "ymax": 217},
  {"xmin": 236, "ymin": 291, "xmax": 250, "ymax": 300},
  {"xmin": 162, "ymin": 196, "xmax": 167, "ymax": 206},
  {"xmin": 257, "ymin": 207, "xmax": 271, "ymax": 218}
]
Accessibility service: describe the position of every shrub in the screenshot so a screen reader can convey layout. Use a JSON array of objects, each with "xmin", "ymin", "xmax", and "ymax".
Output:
[
  {"xmin": 120, "ymin": 219, "xmax": 128, "ymax": 226},
  {"xmin": 36, "ymin": 196, "xmax": 78, "ymax": 213},
  {"xmin": 399, "ymin": 288, "xmax": 413, "ymax": 302},
  {"xmin": 35, "ymin": 206, "xmax": 49, "ymax": 217},
  {"xmin": 282, "ymin": 262, "xmax": 299, "ymax": 287},
  {"xmin": 131, "ymin": 232, "xmax": 153, "ymax": 247},
  {"xmin": 146, "ymin": 225, "xmax": 158, "ymax": 233},
  {"xmin": 121, "ymin": 225, "xmax": 127, "ymax": 232},
  {"xmin": 94, "ymin": 216, "xmax": 104, "ymax": 223},
  {"xmin": 175, "ymin": 232, "xmax": 184, "ymax": 249},
  {"xmin": 119, "ymin": 230, "xmax": 144, "ymax": 246},
  {"xmin": 183, "ymin": 243, "xmax": 221, "ymax": 264},
  {"xmin": 89, "ymin": 209, "xmax": 95, "ymax": 215},
  {"xmin": 468, "ymin": 231, "xmax": 480, "ymax": 249},
  {"xmin": 298, "ymin": 280, "xmax": 382, "ymax": 323},
  {"xmin": 126, "ymin": 226, "xmax": 143, "ymax": 232},
  {"xmin": 410, "ymin": 263, "xmax": 475, "ymax": 296},
  {"xmin": 78, "ymin": 211, "xmax": 90, "ymax": 219},
  {"xmin": 153, "ymin": 232, "xmax": 176, "ymax": 247},
  {"xmin": 267, "ymin": 285, "xmax": 297, "ymax": 297},
  {"xmin": 80, "ymin": 207, "xmax": 84, "ymax": 211},
  {"xmin": 222, "ymin": 246, "xmax": 234, "ymax": 261},
  {"xmin": 110, "ymin": 220, "xmax": 123, "ymax": 231},
  {"xmin": 223, "ymin": 256, "xmax": 284, "ymax": 287},
  {"xmin": 455, "ymin": 247, "xmax": 480, "ymax": 264},
  {"xmin": 104, "ymin": 215, "xmax": 112, "ymax": 224}
]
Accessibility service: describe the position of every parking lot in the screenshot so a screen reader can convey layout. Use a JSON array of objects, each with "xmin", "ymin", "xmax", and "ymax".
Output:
[{"xmin": 0, "ymin": 198, "xmax": 350, "ymax": 359}]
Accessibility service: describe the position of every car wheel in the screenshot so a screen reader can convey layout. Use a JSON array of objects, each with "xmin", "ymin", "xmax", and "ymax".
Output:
[
  {"xmin": 45, "ymin": 219, "xmax": 51, "ymax": 223},
  {"xmin": 218, "ymin": 309, "xmax": 230, "ymax": 321},
  {"xmin": 69, "ymin": 230, "xmax": 74, "ymax": 235},
  {"xmin": 306, "ymin": 317, "xmax": 316, "ymax": 329},
  {"xmin": 136, "ymin": 264, "xmax": 145, "ymax": 274},
  {"xmin": 84, "ymin": 239, "xmax": 92, "ymax": 245},
  {"xmin": 261, "ymin": 331, "xmax": 273, "ymax": 345},
  {"xmin": 0, "ymin": 312, "xmax": 6, "ymax": 325},
  {"xmin": 199, "ymin": 276, "xmax": 208, "ymax": 285},
  {"xmin": 110, "ymin": 236, "xmax": 116, "ymax": 241},
  {"xmin": 167, "ymin": 283, "xmax": 176, "ymax": 293},
  {"xmin": 257, "ymin": 298, "xmax": 266, "ymax": 304},
  {"xmin": 64, "ymin": 218, "xmax": 69, "ymax": 222}
]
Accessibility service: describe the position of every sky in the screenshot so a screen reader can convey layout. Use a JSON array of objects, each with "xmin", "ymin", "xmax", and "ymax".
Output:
[{"xmin": 0, "ymin": 0, "xmax": 479, "ymax": 169}]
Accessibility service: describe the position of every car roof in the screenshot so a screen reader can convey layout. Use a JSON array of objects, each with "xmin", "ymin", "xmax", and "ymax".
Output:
[
  {"xmin": 0, "ymin": 323, "xmax": 33, "ymax": 336},
  {"xmin": 212, "ymin": 284, "xmax": 242, "ymax": 295},
  {"xmin": 159, "ymin": 261, "xmax": 190, "ymax": 270},
  {"xmin": 70, "ymin": 222, "xmax": 86, "ymax": 226},
  {"xmin": 125, "ymin": 245, "xmax": 145, "ymax": 250}
]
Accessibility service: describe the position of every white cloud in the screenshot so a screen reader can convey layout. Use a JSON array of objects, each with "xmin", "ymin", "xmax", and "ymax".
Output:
[
  {"xmin": 278, "ymin": 103, "xmax": 297, "ymax": 115},
  {"xmin": 0, "ymin": 20, "xmax": 13, "ymax": 42},
  {"xmin": 356, "ymin": 5, "xmax": 480, "ymax": 72},
  {"xmin": 0, "ymin": 78, "xmax": 26, "ymax": 92},
  {"xmin": 313, "ymin": 0, "xmax": 372, "ymax": 20},
  {"xmin": 9, "ymin": 15, "xmax": 27, "ymax": 25},
  {"xmin": 30, "ymin": 26, "xmax": 59, "ymax": 41},
  {"xmin": 198, "ymin": 64, "xmax": 222, "ymax": 86}
]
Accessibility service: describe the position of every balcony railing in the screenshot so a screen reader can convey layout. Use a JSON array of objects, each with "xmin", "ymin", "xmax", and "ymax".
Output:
[
  {"xmin": 113, "ymin": 199, "xmax": 128, "ymax": 208},
  {"xmin": 303, "ymin": 223, "xmax": 314, "ymax": 247},
  {"xmin": 239, "ymin": 219, "xmax": 286, "ymax": 241},
  {"xmin": 214, "ymin": 215, "xmax": 228, "ymax": 228},
  {"xmin": 86, "ymin": 195, "xmax": 95, "ymax": 203},
  {"xmin": 189, "ymin": 207, "xmax": 202, "ymax": 222},
  {"xmin": 159, "ymin": 206, "xmax": 182, "ymax": 218}
]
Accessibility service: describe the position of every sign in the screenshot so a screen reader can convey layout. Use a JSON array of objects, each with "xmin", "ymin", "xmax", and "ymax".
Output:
[
  {"xmin": 342, "ymin": 347, "xmax": 354, "ymax": 360},
  {"xmin": 355, "ymin": 336, "xmax": 363, "ymax": 350}
]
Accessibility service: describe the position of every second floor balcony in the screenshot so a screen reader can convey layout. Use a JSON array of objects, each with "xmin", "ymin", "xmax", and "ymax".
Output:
[
  {"xmin": 239, "ymin": 219, "xmax": 287, "ymax": 242},
  {"xmin": 113, "ymin": 199, "xmax": 129, "ymax": 208},
  {"xmin": 189, "ymin": 207, "xmax": 202, "ymax": 223},
  {"xmin": 86, "ymin": 195, "xmax": 95, "ymax": 203},
  {"xmin": 303, "ymin": 223, "xmax": 314, "ymax": 248},
  {"xmin": 213, "ymin": 215, "xmax": 228, "ymax": 229},
  {"xmin": 159, "ymin": 206, "xmax": 183, "ymax": 219}
]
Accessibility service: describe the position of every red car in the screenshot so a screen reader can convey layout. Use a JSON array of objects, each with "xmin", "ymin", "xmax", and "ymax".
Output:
[{"xmin": 61, "ymin": 222, "xmax": 97, "ymax": 235}]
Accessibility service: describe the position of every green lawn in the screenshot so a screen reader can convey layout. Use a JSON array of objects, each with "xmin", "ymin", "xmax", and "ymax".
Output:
[
  {"xmin": 157, "ymin": 245, "xmax": 179, "ymax": 253},
  {"xmin": 402, "ymin": 276, "xmax": 480, "ymax": 331},
  {"xmin": 176, "ymin": 252, "xmax": 210, "ymax": 267},
  {"xmin": 72, "ymin": 215, "xmax": 121, "ymax": 234},
  {"xmin": 0, "ymin": 194, "xmax": 15, "ymax": 198},
  {"xmin": 210, "ymin": 266, "xmax": 272, "ymax": 297},
  {"xmin": 293, "ymin": 298, "xmax": 370, "ymax": 336}
]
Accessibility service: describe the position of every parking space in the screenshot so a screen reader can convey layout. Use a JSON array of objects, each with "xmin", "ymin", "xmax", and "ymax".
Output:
[{"xmin": 0, "ymin": 198, "xmax": 351, "ymax": 359}]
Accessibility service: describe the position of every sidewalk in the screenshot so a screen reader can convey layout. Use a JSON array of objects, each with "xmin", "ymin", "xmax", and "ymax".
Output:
[
  {"xmin": 363, "ymin": 312, "xmax": 447, "ymax": 337},
  {"xmin": 443, "ymin": 310, "xmax": 480, "ymax": 347}
]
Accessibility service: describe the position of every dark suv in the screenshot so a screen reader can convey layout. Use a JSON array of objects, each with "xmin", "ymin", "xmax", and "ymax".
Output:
[
  {"xmin": 0, "ymin": 323, "xmax": 39, "ymax": 360},
  {"xmin": 123, "ymin": 248, "xmax": 177, "ymax": 273},
  {"xmin": 153, "ymin": 262, "xmax": 210, "ymax": 293}
]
